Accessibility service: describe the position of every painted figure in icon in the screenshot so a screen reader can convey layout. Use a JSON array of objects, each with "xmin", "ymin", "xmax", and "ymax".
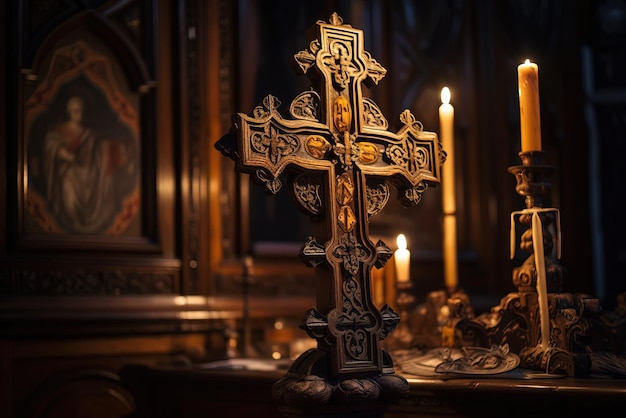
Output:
[{"xmin": 33, "ymin": 83, "xmax": 139, "ymax": 234}]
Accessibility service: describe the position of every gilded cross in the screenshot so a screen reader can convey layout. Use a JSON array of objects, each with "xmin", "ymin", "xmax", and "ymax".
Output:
[{"xmin": 217, "ymin": 13, "xmax": 444, "ymax": 379}]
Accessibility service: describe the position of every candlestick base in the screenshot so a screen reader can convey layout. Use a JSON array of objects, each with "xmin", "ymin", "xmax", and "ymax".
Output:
[
  {"xmin": 384, "ymin": 281, "xmax": 415, "ymax": 351},
  {"xmin": 518, "ymin": 344, "xmax": 576, "ymax": 376}
]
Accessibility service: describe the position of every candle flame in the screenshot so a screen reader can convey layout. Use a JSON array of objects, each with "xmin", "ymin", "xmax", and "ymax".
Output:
[
  {"xmin": 441, "ymin": 87, "xmax": 451, "ymax": 105},
  {"xmin": 396, "ymin": 233, "xmax": 407, "ymax": 250},
  {"xmin": 524, "ymin": 58, "xmax": 531, "ymax": 65}
]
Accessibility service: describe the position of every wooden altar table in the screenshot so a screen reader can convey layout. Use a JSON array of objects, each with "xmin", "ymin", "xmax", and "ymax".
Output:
[{"xmin": 121, "ymin": 361, "xmax": 626, "ymax": 418}]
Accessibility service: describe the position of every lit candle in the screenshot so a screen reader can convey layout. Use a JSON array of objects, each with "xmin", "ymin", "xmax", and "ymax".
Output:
[
  {"xmin": 439, "ymin": 87, "xmax": 458, "ymax": 292},
  {"xmin": 517, "ymin": 59, "xmax": 542, "ymax": 152},
  {"xmin": 395, "ymin": 234, "xmax": 410, "ymax": 282}
]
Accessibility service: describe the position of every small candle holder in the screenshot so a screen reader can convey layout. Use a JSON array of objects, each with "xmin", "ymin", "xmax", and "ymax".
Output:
[
  {"xmin": 508, "ymin": 151, "xmax": 564, "ymax": 293},
  {"xmin": 384, "ymin": 280, "xmax": 415, "ymax": 351},
  {"xmin": 508, "ymin": 151, "xmax": 554, "ymax": 209}
]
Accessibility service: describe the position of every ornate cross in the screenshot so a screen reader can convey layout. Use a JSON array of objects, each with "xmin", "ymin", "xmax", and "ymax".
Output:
[{"xmin": 217, "ymin": 12, "xmax": 445, "ymax": 405}]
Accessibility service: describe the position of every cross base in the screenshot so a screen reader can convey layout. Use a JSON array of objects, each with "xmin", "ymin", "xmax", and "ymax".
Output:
[{"xmin": 272, "ymin": 348, "xmax": 409, "ymax": 414}]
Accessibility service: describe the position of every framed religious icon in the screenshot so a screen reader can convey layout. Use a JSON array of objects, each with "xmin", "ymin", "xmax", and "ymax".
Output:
[
  {"xmin": 18, "ymin": 39, "xmax": 157, "ymax": 251},
  {"xmin": 3, "ymin": 3, "xmax": 189, "ymax": 300}
]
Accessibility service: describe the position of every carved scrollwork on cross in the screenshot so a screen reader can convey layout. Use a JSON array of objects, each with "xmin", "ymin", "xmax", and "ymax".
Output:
[
  {"xmin": 292, "ymin": 174, "xmax": 323, "ymax": 215},
  {"xmin": 328, "ymin": 278, "xmax": 379, "ymax": 361},
  {"xmin": 321, "ymin": 40, "xmax": 359, "ymax": 90},
  {"xmin": 300, "ymin": 236, "xmax": 326, "ymax": 267},
  {"xmin": 362, "ymin": 97, "xmax": 389, "ymax": 129},
  {"xmin": 343, "ymin": 277, "xmax": 364, "ymax": 312},
  {"xmin": 373, "ymin": 240, "xmax": 393, "ymax": 269},
  {"xmin": 366, "ymin": 180, "xmax": 390, "ymax": 217},
  {"xmin": 301, "ymin": 308, "xmax": 333, "ymax": 345},
  {"xmin": 331, "ymin": 310, "xmax": 374, "ymax": 361},
  {"xmin": 250, "ymin": 125, "xmax": 299, "ymax": 165},
  {"xmin": 255, "ymin": 169, "xmax": 282, "ymax": 194},
  {"xmin": 336, "ymin": 173, "xmax": 354, "ymax": 205},
  {"xmin": 386, "ymin": 136, "xmax": 429, "ymax": 173},
  {"xmin": 362, "ymin": 50, "xmax": 387, "ymax": 86},
  {"xmin": 332, "ymin": 232, "xmax": 370, "ymax": 276},
  {"xmin": 333, "ymin": 133, "xmax": 358, "ymax": 168},
  {"xmin": 290, "ymin": 90, "xmax": 320, "ymax": 121},
  {"xmin": 293, "ymin": 41, "xmax": 319, "ymax": 74},
  {"xmin": 376, "ymin": 111, "xmax": 445, "ymax": 209},
  {"xmin": 252, "ymin": 94, "xmax": 281, "ymax": 118},
  {"xmin": 401, "ymin": 181, "xmax": 429, "ymax": 206},
  {"xmin": 398, "ymin": 108, "xmax": 423, "ymax": 132},
  {"xmin": 378, "ymin": 304, "xmax": 401, "ymax": 340}
]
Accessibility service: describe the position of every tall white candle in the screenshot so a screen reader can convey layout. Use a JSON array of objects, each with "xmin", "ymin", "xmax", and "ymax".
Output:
[
  {"xmin": 395, "ymin": 234, "xmax": 410, "ymax": 282},
  {"xmin": 439, "ymin": 87, "xmax": 458, "ymax": 292}
]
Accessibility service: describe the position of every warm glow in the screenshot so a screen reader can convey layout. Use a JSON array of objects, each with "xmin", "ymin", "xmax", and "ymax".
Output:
[
  {"xmin": 174, "ymin": 295, "xmax": 207, "ymax": 306},
  {"xmin": 441, "ymin": 87, "xmax": 451, "ymax": 105},
  {"xmin": 396, "ymin": 233, "xmax": 407, "ymax": 250},
  {"xmin": 178, "ymin": 311, "xmax": 211, "ymax": 320},
  {"xmin": 517, "ymin": 60, "xmax": 532, "ymax": 98},
  {"xmin": 517, "ymin": 59, "xmax": 542, "ymax": 151},
  {"xmin": 394, "ymin": 234, "xmax": 411, "ymax": 282},
  {"xmin": 439, "ymin": 86, "xmax": 458, "ymax": 291}
]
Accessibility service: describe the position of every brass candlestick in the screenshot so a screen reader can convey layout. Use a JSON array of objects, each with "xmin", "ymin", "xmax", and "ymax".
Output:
[
  {"xmin": 507, "ymin": 151, "xmax": 562, "ymax": 295},
  {"xmin": 509, "ymin": 151, "xmax": 554, "ymax": 208},
  {"xmin": 508, "ymin": 151, "xmax": 573, "ymax": 374},
  {"xmin": 447, "ymin": 150, "xmax": 611, "ymax": 377},
  {"xmin": 507, "ymin": 152, "xmax": 626, "ymax": 377}
]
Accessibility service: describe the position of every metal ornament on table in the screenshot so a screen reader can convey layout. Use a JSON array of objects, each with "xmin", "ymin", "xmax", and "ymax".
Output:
[
  {"xmin": 441, "ymin": 149, "xmax": 626, "ymax": 377},
  {"xmin": 506, "ymin": 154, "xmax": 626, "ymax": 377},
  {"xmin": 216, "ymin": 12, "xmax": 446, "ymax": 414},
  {"xmin": 447, "ymin": 150, "xmax": 615, "ymax": 377},
  {"xmin": 507, "ymin": 151, "xmax": 573, "ymax": 373}
]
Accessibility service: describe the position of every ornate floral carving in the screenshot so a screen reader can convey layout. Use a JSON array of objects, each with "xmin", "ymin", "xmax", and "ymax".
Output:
[
  {"xmin": 332, "ymin": 232, "xmax": 370, "ymax": 276},
  {"xmin": 4, "ymin": 268, "xmax": 176, "ymax": 295},
  {"xmin": 366, "ymin": 180, "xmax": 390, "ymax": 217},
  {"xmin": 362, "ymin": 98, "xmax": 388, "ymax": 129},
  {"xmin": 293, "ymin": 174, "xmax": 323, "ymax": 215},
  {"xmin": 290, "ymin": 91, "xmax": 320, "ymax": 121},
  {"xmin": 250, "ymin": 126, "xmax": 299, "ymax": 165}
]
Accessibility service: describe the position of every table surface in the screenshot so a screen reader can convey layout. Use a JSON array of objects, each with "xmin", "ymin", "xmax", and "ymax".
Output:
[
  {"xmin": 128, "ymin": 357, "xmax": 626, "ymax": 391},
  {"xmin": 122, "ymin": 359, "xmax": 626, "ymax": 418}
]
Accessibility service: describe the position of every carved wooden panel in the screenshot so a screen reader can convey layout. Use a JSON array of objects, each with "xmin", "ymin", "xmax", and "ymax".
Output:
[
  {"xmin": 2, "ymin": 0, "xmax": 180, "ymax": 295},
  {"xmin": 581, "ymin": 0, "xmax": 626, "ymax": 308},
  {"xmin": 0, "ymin": 2, "xmax": 217, "ymax": 417}
]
